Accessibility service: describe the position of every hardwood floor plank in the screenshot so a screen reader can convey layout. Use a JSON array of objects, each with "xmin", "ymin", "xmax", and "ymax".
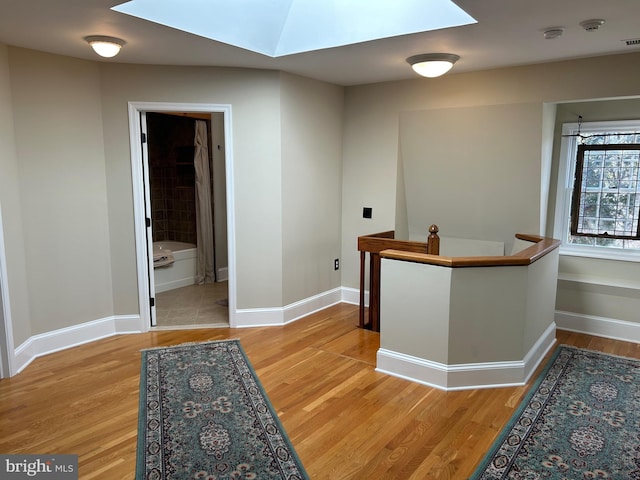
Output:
[{"xmin": 2, "ymin": 303, "xmax": 640, "ymax": 478}]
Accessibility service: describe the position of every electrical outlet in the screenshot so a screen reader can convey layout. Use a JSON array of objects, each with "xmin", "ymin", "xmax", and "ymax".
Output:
[{"xmin": 334, "ymin": 258, "xmax": 340, "ymax": 270}]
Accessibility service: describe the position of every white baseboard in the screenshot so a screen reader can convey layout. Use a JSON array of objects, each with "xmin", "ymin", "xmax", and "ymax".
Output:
[
  {"xmin": 376, "ymin": 322, "xmax": 557, "ymax": 391},
  {"xmin": 13, "ymin": 315, "xmax": 141, "ymax": 375},
  {"xmin": 340, "ymin": 286, "xmax": 368, "ymax": 306},
  {"xmin": 217, "ymin": 267, "xmax": 228, "ymax": 282},
  {"xmin": 234, "ymin": 287, "xmax": 342, "ymax": 328},
  {"xmin": 556, "ymin": 310, "xmax": 640, "ymax": 343},
  {"xmin": 12, "ymin": 289, "xmax": 632, "ymax": 381},
  {"xmin": 10, "ymin": 287, "xmax": 348, "ymax": 375},
  {"xmin": 154, "ymin": 277, "xmax": 195, "ymax": 293}
]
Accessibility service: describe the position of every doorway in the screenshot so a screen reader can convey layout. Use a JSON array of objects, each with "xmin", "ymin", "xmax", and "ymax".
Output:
[
  {"xmin": 146, "ymin": 111, "xmax": 227, "ymax": 328},
  {"xmin": 127, "ymin": 102, "xmax": 237, "ymax": 332}
]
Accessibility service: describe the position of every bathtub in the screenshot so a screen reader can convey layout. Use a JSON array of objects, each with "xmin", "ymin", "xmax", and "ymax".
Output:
[{"xmin": 153, "ymin": 241, "xmax": 197, "ymax": 293}]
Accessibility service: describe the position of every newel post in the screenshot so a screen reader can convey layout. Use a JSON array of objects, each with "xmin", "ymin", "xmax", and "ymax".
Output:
[{"xmin": 427, "ymin": 224, "xmax": 440, "ymax": 255}]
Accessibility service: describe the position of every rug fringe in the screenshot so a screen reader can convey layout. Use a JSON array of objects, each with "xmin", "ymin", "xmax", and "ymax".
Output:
[{"xmin": 140, "ymin": 338, "xmax": 241, "ymax": 352}]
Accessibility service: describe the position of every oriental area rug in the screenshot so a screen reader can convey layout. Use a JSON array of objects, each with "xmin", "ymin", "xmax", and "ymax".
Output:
[
  {"xmin": 471, "ymin": 345, "xmax": 640, "ymax": 479},
  {"xmin": 136, "ymin": 339, "xmax": 309, "ymax": 480}
]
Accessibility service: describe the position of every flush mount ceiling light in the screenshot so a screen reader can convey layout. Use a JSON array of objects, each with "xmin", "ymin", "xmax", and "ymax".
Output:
[
  {"xmin": 84, "ymin": 35, "xmax": 126, "ymax": 58},
  {"xmin": 407, "ymin": 53, "xmax": 460, "ymax": 78}
]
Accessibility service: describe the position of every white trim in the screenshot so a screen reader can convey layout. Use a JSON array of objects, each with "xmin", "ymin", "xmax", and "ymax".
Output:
[
  {"xmin": 375, "ymin": 322, "xmax": 557, "ymax": 391},
  {"xmin": 8, "ymin": 294, "xmax": 640, "ymax": 379},
  {"xmin": 9, "ymin": 288, "xmax": 343, "ymax": 374},
  {"xmin": 553, "ymin": 120, "xmax": 640, "ymax": 260},
  {"xmin": 217, "ymin": 267, "xmax": 228, "ymax": 282},
  {"xmin": 556, "ymin": 310, "xmax": 640, "ymax": 343},
  {"xmin": 340, "ymin": 286, "xmax": 369, "ymax": 306},
  {"xmin": 559, "ymin": 246, "xmax": 640, "ymax": 262},
  {"xmin": 235, "ymin": 287, "xmax": 343, "ymax": 328},
  {"xmin": 152, "ymin": 322, "xmax": 230, "ymax": 331},
  {"xmin": 154, "ymin": 277, "xmax": 196, "ymax": 294},
  {"xmin": 0, "ymin": 205, "xmax": 16, "ymax": 377},
  {"xmin": 127, "ymin": 102, "xmax": 237, "ymax": 331},
  {"xmin": 558, "ymin": 273, "xmax": 640, "ymax": 293},
  {"xmin": 13, "ymin": 315, "xmax": 141, "ymax": 375}
]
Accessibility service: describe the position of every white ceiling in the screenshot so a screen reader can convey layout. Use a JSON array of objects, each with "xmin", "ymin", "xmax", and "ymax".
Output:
[{"xmin": 0, "ymin": 0, "xmax": 639, "ymax": 86}]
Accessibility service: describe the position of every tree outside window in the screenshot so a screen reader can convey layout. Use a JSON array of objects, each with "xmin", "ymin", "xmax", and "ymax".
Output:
[
  {"xmin": 555, "ymin": 121, "xmax": 640, "ymax": 257},
  {"xmin": 570, "ymin": 143, "xmax": 640, "ymax": 247}
]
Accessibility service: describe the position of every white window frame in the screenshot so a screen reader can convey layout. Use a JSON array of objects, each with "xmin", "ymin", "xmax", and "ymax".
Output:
[{"xmin": 553, "ymin": 119, "xmax": 640, "ymax": 262}]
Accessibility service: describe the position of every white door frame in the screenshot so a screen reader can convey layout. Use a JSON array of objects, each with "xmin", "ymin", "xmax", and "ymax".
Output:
[
  {"xmin": 127, "ymin": 102, "xmax": 237, "ymax": 331},
  {"xmin": 0, "ymin": 204, "xmax": 16, "ymax": 377}
]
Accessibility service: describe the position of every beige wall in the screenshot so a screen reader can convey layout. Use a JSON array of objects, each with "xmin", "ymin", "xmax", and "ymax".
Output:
[
  {"xmin": 280, "ymin": 73, "xmax": 343, "ymax": 304},
  {"xmin": 8, "ymin": 48, "xmax": 113, "ymax": 336},
  {"xmin": 1, "ymin": 47, "xmax": 347, "ymax": 348},
  {"xmin": 341, "ymin": 53, "xmax": 640, "ymax": 331},
  {"xmin": 398, "ymin": 103, "xmax": 543, "ymax": 250},
  {"xmin": 0, "ymin": 45, "xmax": 31, "ymax": 346},
  {"xmin": 379, "ymin": 246, "xmax": 559, "ymax": 389},
  {"xmin": 381, "ymin": 247, "xmax": 559, "ymax": 365},
  {"xmin": 98, "ymin": 63, "xmax": 287, "ymax": 310},
  {"xmin": 2, "ymin": 41, "xmax": 640, "ymax": 352},
  {"xmin": 380, "ymin": 260, "xmax": 452, "ymax": 363}
]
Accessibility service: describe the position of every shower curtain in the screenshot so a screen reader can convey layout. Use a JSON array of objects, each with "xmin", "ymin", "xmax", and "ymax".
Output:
[{"xmin": 194, "ymin": 120, "xmax": 215, "ymax": 284}]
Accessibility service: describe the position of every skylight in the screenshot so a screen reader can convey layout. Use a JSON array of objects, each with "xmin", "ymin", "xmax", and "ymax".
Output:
[{"xmin": 112, "ymin": 0, "xmax": 477, "ymax": 57}]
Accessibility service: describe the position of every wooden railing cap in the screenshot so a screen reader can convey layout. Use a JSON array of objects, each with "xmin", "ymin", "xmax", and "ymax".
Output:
[{"xmin": 379, "ymin": 234, "xmax": 560, "ymax": 268}]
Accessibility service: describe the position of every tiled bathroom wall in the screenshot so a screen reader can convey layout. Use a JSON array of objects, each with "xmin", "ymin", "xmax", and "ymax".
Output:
[{"xmin": 147, "ymin": 113, "xmax": 198, "ymax": 245}]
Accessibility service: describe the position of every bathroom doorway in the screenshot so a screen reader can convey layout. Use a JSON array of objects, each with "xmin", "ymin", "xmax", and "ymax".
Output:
[
  {"xmin": 145, "ymin": 111, "xmax": 228, "ymax": 328},
  {"xmin": 127, "ymin": 102, "xmax": 236, "ymax": 331}
]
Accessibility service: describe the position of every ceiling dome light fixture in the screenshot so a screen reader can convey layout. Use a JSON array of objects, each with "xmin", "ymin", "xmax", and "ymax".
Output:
[
  {"xmin": 407, "ymin": 53, "xmax": 460, "ymax": 78},
  {"xmin": 84, "ymin": 35, "xmax": 126, "ymax": 58}
]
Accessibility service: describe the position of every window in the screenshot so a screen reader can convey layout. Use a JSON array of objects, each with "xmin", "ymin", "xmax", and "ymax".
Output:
[{"xmin": 554, "ymin": 120, "xmax": 640, "ymax": 260}]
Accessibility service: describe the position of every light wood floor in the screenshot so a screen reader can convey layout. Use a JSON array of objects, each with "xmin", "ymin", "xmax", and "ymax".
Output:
[{"xmin": 2, "ymin": 303, "xmax": 640, "ymax": 479}]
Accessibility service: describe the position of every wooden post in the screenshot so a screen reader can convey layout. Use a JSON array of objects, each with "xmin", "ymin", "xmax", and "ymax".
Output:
[
  {"xmin": 359, "ymin": 251, "xmax": 366, "ymax": 328},
  {"xmin": 427, "ymin": 224, "xmax": 440, "ymax": 255}
]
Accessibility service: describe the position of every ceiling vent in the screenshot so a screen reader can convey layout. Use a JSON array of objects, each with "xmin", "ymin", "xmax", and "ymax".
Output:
[{"xmin": 624, "ymin": 38, "xmax": 640, "ymax": 46}]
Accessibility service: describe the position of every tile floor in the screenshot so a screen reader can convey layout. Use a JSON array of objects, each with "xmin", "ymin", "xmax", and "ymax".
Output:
[{"xmin": 155, "ymin": 281, "xmax": 229, "ymax": 328}]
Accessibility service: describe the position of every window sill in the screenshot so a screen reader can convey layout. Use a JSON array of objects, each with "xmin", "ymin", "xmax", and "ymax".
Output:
[
  {"xmin": 559, "ymin": 245, "xmax": 640, "ymax": 263},
  {"xmin": 558, "ymin": 272, "xmax": 640, "ymax": 291}
]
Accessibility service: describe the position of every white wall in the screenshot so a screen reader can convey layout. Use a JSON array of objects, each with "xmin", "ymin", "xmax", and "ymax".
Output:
[
  {"xmin": 99, "ymin": 66, "xmax": 346, "ymax": 312},
  {"xmin": 0, "ymin": 47, "xmax": 349, "ymax": 370},
  {"xmin": 378, "ymin": 246, "xmax": 559, "ymax": 389},
  {"xmin": 0, "ymin": 45, "xmax": 31, "ymax": 347},
  {"xmin": 280, "ymin": 73, "xmax": 343, "ymax": 305},
  {"xmin": 3, "ymin": 41, "xmax": 640, "ymax": 364},
  {"xmin": 98, "ymin": 63, "xmax": 285, "ymax": 311},
  {"xmin": 342, "ymin": 53, "xmax": 640, "ymax": 334},
  {"xmin": 8, "ymin": 48, "xmax": 113, "ymax": 336},
  {"xmin": 1, "ymin": 47, "xmax": 347, "ymax": 353},
  {"xmin": 398, "ymin": 103, "xmax": 543, "ymax": 250}
]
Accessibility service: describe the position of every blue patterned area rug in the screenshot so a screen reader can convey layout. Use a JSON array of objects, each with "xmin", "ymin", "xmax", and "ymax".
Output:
[
  {"xmin": 471, "ymin": 345, "xmax": 640, "ymax": 479},
  {"xmin": 136, "ymin": 339, "xmax": 309, "ymax": 480}
]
